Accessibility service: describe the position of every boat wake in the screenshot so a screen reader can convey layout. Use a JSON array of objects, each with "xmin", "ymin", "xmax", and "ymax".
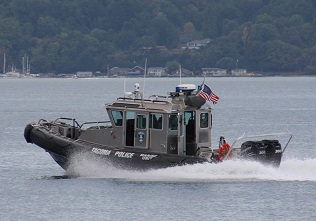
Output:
[
  {"xmin": 145, "ymin": 158, "xmax": 316, "ymax": 182},
  {"xmin": 65, "ymin": 156, "xmax": 316, "ymax": 182}
]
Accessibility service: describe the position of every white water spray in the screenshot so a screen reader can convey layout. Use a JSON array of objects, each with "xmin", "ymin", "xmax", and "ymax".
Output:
[{"xmin": 65, "ymin": 154, "xmax": 316, "ymax": 182}]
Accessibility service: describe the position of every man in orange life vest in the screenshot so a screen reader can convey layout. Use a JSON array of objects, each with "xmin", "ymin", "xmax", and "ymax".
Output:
[{"xmin": 217, "ymin": 136, "xmax": 231, "ymax": 161}]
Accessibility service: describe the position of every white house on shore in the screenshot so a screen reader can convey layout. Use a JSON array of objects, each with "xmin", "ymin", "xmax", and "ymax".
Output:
[
  {"xmin": 202, "ymin": 68, "xmax": 227, "ymax": 76},
  {"xmin": 147, "ymin": 67, "xmax": 166, "ymax": 77},
  {"xmin": 76, "ymin": 71, "xmax": 93, "ymax": 78},
  {"xmin": 231, "ymin": 69, "xmax": 247, "ymax": 76},
  {"xmin": 182, "ymin": 38, "xmax": 211, "ymax": 49}
]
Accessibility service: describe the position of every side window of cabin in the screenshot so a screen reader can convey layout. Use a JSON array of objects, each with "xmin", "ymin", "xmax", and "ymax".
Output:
[
  {"xmin": 200, "ymin": 113, "xmax": 208, "ymax": 128},
  {"xmin": 150, "ymin": 113, "xmax": 163, "ymax": 130},
  {"xmin": 111, "ymin": 110, "xmax": 123, "ymax": 126},
  {"xmin": 136, "ymin": 114, "xmax": 146, "ymax": 129},
  {"xmin": 169, "ymin": 114, "xmax": 178, "ymax": 130}
]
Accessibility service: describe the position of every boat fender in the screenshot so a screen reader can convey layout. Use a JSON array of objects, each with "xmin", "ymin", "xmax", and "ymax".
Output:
[{"xmin": 24, "ymin": 124, "xmax": 34, "ymax": 143}]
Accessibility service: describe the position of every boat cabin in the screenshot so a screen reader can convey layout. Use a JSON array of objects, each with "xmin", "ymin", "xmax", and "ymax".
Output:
[
  {"xmin": 106, "ymin": 85, "xmax": 212, "ymax": 155},
  {"xmin": 97, "ymin": 83, "xmax": 213, "ymax": 156}
]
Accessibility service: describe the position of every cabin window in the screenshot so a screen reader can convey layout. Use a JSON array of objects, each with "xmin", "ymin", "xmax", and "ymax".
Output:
[
  {"xmin": 111, "ymin": 110, "xmax": 123, "ymax": 126},
  {"xmin": 169, "ymin": 114, "xmax": 178, "ymax": 130},
  {"xmin": 136, "ymin": 114, "xmax": 146, "ymax": 129},
  {"xmin": 200, "ymin": 113, "xmax": 209, "ymax": 128},
  {"xmin": 150, "ymin": 113, "xmax": 163, "ymax": 130}
]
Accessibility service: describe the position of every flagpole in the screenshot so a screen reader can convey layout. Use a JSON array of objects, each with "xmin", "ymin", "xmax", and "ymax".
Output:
[
  {"xmin": 198, "ymin": 73, "xmax": 206, "ymax": 93},
  {"xmin": 202, "ymin": 73, "xmax": 206, "ymax": 86},
  {"xmin": 143, "ymin": 58, "xmax": 147, "ymax": 97}
]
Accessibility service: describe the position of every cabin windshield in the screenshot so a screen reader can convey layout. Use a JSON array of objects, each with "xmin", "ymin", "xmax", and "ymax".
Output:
[{"xmin": 111, "ymin": 110, "xmax": 123, "ymax": 126}]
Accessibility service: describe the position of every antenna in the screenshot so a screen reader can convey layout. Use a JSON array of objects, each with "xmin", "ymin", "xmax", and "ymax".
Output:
[
  {"xmin": 124, "ymin": 77, "xmax": 127, "ymax": 97},
  {"xmin": 22, "ymin": 56, "xmax": 25, "ymax": 74},
  {"xmin": 26, "ymin": 56, "xmax": 29, "ymax": 74},
  {"xmin": 179, "ymin": 64, "xmax": 182, "ymax": 84},
  {"xmin": 143, "ymin": 58, "xmax": 147, "ymax": 97}
]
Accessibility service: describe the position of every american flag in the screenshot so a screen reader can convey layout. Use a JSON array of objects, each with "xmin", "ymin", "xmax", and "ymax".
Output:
[{"xmin": 198, "ymin": 84, "xmax": 219, "ymax": 104}]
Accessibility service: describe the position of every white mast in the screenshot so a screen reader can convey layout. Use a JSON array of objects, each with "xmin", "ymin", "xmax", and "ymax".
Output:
[
  {"xmin": 143, "ymin": 58, "xmax": 147, "ymax": 97},
  {"xmin": 179, "ymin": 64, "xmax": 182, "ymax": 84},
  {"xmin": 3, "ymin": 53, "xmax": 5, "ymax": 74},
  {"xmin": 22, "ymin": 56, "xmax": 25, "ymax": 74},
  {"xmin": 26, "ymin": 56, "xmax": 29, "ymax": 74}
]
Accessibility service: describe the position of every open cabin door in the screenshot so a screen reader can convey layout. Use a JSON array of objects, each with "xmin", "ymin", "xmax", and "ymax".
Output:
[
  {"xmin": 184, "ymin": 111, "xmax": 196, "ymax": 155},
  {"xmin": 125, "ymin": 111, "xmax": 135, "ymax": 147},
  {"xmin": 177, "ymin": 111, "xmax": 196, "ymax": 155}
]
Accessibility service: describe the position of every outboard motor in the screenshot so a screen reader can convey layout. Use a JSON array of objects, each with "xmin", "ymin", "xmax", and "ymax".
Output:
[
  {"xmin": 240, "ymin": 139, "xmax": 282, "ymax": 167},
  {"xmin": 262, "ymin": 140, "xmax": 282, "ymax": 167},
  {"xmin": 240, "ymin": 141, "xmax": 267, "ymax": 162}
]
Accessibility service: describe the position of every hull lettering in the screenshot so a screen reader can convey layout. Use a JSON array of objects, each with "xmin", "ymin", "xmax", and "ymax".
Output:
[
  {"xmin": 140, "ymin": 154, "xmax": 158, "ymax": 161},
  {"xmin": 92, "ymin": 148, "xmax": 111, "ymax": 156},
  {"xmin": 115, "ymin": 151, "xmax": 134, "ymax": 158}
]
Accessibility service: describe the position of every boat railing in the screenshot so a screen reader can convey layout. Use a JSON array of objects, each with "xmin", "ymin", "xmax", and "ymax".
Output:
[
  {"xmin": 80, "ymin": 120, "xmax": 111, "ymax": 129},
  {"xmin": 53, "ymin": 117, "xmax": 81, "ymax": 128},
  {"xmin": 52, "ymin": 117, "xmax": 110, "ymax": 129},
  {"xmin": 224, "ymin": 130, "xmax": 293, "ymax": 160},
  {"xmin": 38, "ymin": 119, "xmax": 50, "ymax": 124},
  {"xmin": 117, "ymin": 96, "xmax": 171, "ymax": 104},
  {"xmin": 148, "ymin": 95, "xmax": 169, "ymax": 100}
]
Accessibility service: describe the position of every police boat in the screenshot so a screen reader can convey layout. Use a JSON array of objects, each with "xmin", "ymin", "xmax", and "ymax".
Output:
[{"xmin": 24, "ymin": 83, "xmax": 292, "ymax": 171}]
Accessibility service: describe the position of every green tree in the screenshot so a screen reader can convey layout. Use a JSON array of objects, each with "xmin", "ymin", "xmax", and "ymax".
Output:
[
  {"xmin": 265, "ymin": 40, "xmax": 301, "ymax": 71},
  {"xmin": 45, "ymin": 41, "xmax": 60, "ymax": 71},
  {"xmin": 216, "ymin": 57, "xmax": 235, "ymax": 69},
  {"xmin": 77, "ymin": 46, "xmax": 98, "ymax": 71},
  {"xmin": 250, "ymin": 23, "xmax": 280, "ymax": 42},
  {"xmin": 132, "ymin": 36, "xmax": 156, "ymax": 50},
  {"xmin": 31, "ymin": 45, "xmax": 52, "ymax": 73},
  {"xmin": 115, "ymin": 30, "xmax": 137, "ymax": 51},
  {"xmin": 0, "ymin": 18, "xmax": 22, "ymax": 49},
  {"xmin": 150, "ymin": 16, "xmax": 178, "ymax": 48},
  {"xmin": 165, "ymin": 61, "xmax": 179, "ymax": 73},
  {"xmin": 244, "ymin": 40, "xmax": 266, "ymax": 71},
  {"xmin": 36, "ymin": 16, "xmax": 59, "ymax": 37},
  {"xmin": 107, "ymin": 0, "xmax": 141, "ymax": 31}
]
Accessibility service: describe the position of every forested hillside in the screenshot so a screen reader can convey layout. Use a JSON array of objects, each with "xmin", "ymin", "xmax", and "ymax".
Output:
[{"xmin": 1, "ymin": 0, "xmax": 316, "ymax": 75}]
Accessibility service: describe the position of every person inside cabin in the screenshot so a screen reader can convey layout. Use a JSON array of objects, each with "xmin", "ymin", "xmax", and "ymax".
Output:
[
  {"xmin": 169, "ymin": 115, "xmax": 178, "ymax": 130},
  {"xmin": 217, "ymin": 136, "xmax": 231, "ymax": 161},
  {"xmin": 186, "ymin": 117, "xmax": 195, "ymax": 143},
  {"xmin": 200, "ymin": 113, "xmax": 208, "ymax": 128}
]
